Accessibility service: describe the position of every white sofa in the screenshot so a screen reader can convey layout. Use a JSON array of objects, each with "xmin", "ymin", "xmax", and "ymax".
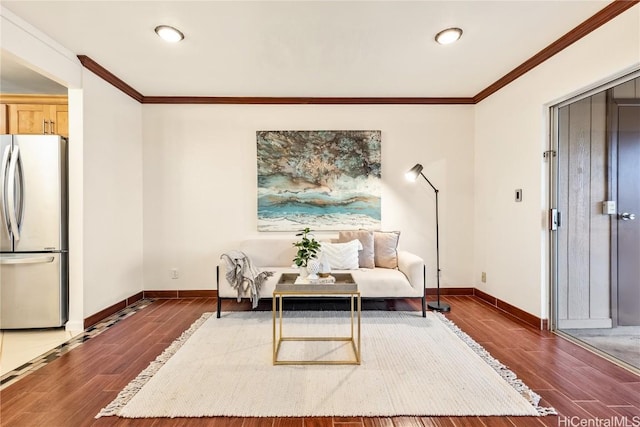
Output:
[{"xmin": 216, "ymin": 238, "xmax": 426, "ymax": 317}]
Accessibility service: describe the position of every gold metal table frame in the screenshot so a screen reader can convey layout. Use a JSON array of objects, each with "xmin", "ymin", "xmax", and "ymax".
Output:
[{"xmin": 272, "ymin": 274, "xmax": 361, "ymax": 365}]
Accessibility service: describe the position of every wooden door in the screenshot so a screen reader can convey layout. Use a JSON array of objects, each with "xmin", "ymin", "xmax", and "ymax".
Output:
[
  {"xmin": 0, "ymin": 104, "xmax": 7, "ymax": 134},
  {"xmin": 7, "ymin": 104, "xmax": 48, "ymax": 134},
  {"xmin": 616, "ymin": 105, "xmax": 640, "ymax": 326},
  {"xmin": 51, "ymin": 105, "xmax": 68, "ymax": 137},
  {"xmin": 556, "ymin": 92, "xmax": 611, "ymax": 329}
]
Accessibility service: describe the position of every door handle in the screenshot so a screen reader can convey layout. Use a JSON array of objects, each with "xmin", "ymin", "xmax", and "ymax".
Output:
[
  {"xmin": 619, "ymin": 212, "xmax": 636, "ymax": 221},
  {"xmin": 0, "ymin": 255, "xmax": 55, "ymax": 264},
  {"xmin": 15, "ymin": 148, "xmax": 24, "ymax": 229},
  {"xmin": 1, "ymin": 145, "xmax": 10, "ymax": 239},
  {"xmin": 7, "ymin": 145, "xmax": 20, "ymax": 241}
]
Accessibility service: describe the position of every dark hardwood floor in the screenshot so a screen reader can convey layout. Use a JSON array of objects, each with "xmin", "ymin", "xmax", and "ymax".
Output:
[{"xmin": 1, "ymin": 295, "xmax": 639, "ymax": 426}]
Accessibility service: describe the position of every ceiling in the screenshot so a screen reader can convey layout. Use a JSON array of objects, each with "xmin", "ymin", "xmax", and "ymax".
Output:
[
  {"xmin": 1, "ymin": 1, "xmax": 613, "ymax": 98},
  {"xmin": 0, "ymin": 54, "xmax": 67, "ymax": 94}
]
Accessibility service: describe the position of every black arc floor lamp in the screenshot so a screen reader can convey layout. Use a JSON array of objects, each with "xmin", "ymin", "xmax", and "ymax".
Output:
[{"xmin": 405, "ymin": 163, "xmax": 451, "ymax": 312}]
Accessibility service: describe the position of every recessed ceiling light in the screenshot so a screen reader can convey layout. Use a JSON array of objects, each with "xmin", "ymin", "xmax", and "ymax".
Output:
[
  {"xmin": 435, "ymin": 27, "xmax": 463, "ymax": 45},
  {"xmin": 155, "ymin": 25, "xmax": 184, "ymax": 43}
]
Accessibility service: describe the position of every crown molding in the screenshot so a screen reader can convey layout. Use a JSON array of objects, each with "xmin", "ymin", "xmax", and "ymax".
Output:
[
  {"xmin": 78, "ymin": 0, "xmax": 639, "ymax": 105},
  {"xmin": 142, "ymin": 96, "xmax": 475, "ymax": 105},
  {"xmin": 474, "ymin": 0, "xmax": 639, "ymax": 103},
  {"xmin": 77, "ymin": 55, "xmax": 143, "ymax": 103}
]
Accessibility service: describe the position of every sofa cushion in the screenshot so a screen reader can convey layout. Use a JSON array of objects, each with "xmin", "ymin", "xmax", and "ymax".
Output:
[
  {"xmin": 337, "ymin": 230, "xmax": 375, "ymax": 268},
  {"xmin": 374, "ymin": 231, "xmax": 400, "ymax": 268},
  {"xmin": 349, "ymin": 268, "xmax": 423, "ymax": 298},
  {"xmin": 320, "ymin": 239, "xmax": 363, "ymax": 270}
]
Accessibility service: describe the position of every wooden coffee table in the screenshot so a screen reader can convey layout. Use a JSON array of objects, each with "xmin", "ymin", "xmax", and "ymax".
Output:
[{"xmin": 272, "ymin": 273, "xmax": 361, "ymax": 365}]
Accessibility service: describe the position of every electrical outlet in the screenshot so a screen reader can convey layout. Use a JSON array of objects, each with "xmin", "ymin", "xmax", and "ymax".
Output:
[
  {"xmin": 481, "ymin": 272, "xmax": 486, "ymax": 283},
  {"xmin": 171, "ymin": 268, "xmax": 179, "ymax": 279}
]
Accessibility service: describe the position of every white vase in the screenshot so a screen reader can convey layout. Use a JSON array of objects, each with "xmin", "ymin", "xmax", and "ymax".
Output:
[
  {"xmin": 298, "ymin": 266, "xmax": 309, "ymax": 278},
  {"xmin": 307, "ymin": 259, "xmax": 321, "ymax": 280}
]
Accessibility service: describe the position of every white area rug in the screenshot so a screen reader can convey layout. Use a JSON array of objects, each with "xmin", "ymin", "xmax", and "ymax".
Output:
[{"xmin": 97, "ymin": 311, "xmax": 555, "ymax": 418}]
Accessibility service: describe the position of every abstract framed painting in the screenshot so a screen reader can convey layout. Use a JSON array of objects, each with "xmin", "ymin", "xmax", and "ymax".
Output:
[{"xmin": 257, "ymin": 130, "xmax": 381, "ymax": 231}]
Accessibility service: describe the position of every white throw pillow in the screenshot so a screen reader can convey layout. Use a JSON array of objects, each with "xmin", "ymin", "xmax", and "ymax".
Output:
[{"xmin": 320, "ymin": 239, "xmax": 363, "ymax": 270}]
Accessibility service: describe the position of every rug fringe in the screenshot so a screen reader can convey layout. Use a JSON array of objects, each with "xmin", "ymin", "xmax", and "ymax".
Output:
[
  {"xmin": 434, "ymin": 312, "xmax": 557, "ymax": 416},
  {"xmin": 95, "ymin": 313, "xmax": 213, "ymax": 418}
]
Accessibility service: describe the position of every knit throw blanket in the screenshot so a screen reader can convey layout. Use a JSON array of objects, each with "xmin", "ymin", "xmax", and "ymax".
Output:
[{"xmin": 220, "ymin": 251, "xmax": 274, "ymax": 308}]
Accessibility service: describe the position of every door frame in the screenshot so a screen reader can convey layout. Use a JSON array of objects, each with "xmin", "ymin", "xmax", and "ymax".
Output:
[
  {"xmin": 549, "ymin": 70, "xmax": 640, "ymax": 332},
  {"xmin": 548, "ymin": 106, "xmax": 560, "ymax": 331}
]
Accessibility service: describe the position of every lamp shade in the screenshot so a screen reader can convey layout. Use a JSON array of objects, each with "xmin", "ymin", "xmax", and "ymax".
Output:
[{"xmin": 405, "ymin": 163, "xmax": 423, "ymax": 181}]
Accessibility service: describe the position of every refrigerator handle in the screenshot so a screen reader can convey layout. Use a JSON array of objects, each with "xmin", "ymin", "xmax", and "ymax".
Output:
[
  {"xmin": 15, "ymin": 148, "xmax": 24, "ymax": 229},
  {"xmin": 7, "ymin": 145, "xmax": 20, "ymax": 241},
  {"xmin": 0, "ymin": 255, "xmax": 55, "ymax": 265},
  {"xmin": 0, "ymin": 145, "xmax": 10, "ymax": 238}
]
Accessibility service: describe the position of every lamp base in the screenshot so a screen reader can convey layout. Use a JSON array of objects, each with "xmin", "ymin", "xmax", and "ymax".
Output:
[{"xmin": 428, "ymin": 301, "xmax": 451, "ymax": 312}]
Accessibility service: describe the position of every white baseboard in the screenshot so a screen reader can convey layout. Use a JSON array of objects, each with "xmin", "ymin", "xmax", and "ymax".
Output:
[{"xmin": 65, "ymin": 320, "xmax": 84, "ymax": 332}]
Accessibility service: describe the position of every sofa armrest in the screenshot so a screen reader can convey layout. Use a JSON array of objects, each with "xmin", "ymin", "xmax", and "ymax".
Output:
[{"xmin": 397, "ymin": 250, "xmax": 425, "ymax": 292}]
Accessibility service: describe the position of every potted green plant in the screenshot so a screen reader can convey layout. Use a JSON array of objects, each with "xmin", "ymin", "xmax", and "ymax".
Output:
[{"xmin": 292, "ymin": 227, "xmax": 321, "ymax": 269}]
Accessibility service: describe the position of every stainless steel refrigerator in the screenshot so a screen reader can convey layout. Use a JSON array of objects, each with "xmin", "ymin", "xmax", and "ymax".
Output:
[{"xmin": 0, "ymin": 135, "xmax": 68, "ymax": 329}]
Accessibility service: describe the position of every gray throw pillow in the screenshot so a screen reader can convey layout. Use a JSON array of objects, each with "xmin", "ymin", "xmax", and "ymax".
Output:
[
  {"xmin": 337, "ymin": 230, "xmax": 375, "ymax": 269},
  {"xmin": 374, "ymin": 231, "xmax": 400, "ymax": 269}
]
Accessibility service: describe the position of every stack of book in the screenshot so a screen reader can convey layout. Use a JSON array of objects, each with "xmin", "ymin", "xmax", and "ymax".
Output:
[{"xmin": 294, "ymin": 275, "xmax": 337, "ymax": 285}]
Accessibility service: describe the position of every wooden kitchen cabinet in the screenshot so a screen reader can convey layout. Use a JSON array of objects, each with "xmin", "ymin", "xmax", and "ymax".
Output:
[
  {"xmin": 1, "ymin": 95, "xmax": 68, "ymax": 138},
  {"xmin": 0, "ymin": 104, "xmax": 6, "ymax": 134}
]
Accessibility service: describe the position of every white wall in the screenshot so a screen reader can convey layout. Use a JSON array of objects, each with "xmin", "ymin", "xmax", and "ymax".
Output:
[
  {"xmin": 142, "ymin": 105, "xmax": 475, "ymax": 291},
  {"xmin": 67, "ymin": 88, "xmax": 84, "ymax": 330},
  {"xmin": 473, "ymin": 7, "xmax": 640, "ymax": 319},
  {"xmin": 82, "ymin": 71, "xmax": 144, "ymax": 316}
]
